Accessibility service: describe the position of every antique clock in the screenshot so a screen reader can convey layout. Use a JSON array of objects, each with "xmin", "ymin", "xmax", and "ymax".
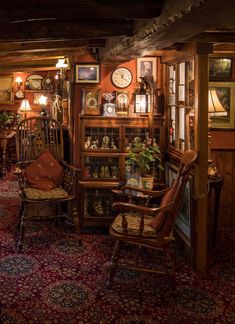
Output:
[
  {"xmin": 111, "ymin": 67, "xmax": 132, "ymax": 88},
  {"xmin": 103, "ymin": 92, "xmax": 116, "ymax": 116},
  {"xmin": 82, "ymin": 87, "xmax": 101, "ymax": 115}
]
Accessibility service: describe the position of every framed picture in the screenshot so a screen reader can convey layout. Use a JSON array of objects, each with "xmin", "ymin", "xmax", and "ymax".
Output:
[
  {"xmin": 75, "ymin": 63, "xmax": 100, "ymax": 84},
  {"xmin": 0, "ymin": 75, "xmax": 14, "ymax": 104},
  {"xmin": 209, "ymin": 57, "xmax": 232, "ymax": 81},
  {"xmin": 137, "ymin": 57, "xmax": 157, "ymax": 83},
  {"xmin": 166, "ymin": 163, "xmax": 193, "ymax": 247},
  {"xmin": 209, "ymin": 82, "xmax": 235, "ymax": 129}
]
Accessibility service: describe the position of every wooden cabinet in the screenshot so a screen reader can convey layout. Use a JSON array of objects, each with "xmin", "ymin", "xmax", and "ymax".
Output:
[{"xmin": 79, "ymin": 115, "xmax": 164, "ymax": 227}]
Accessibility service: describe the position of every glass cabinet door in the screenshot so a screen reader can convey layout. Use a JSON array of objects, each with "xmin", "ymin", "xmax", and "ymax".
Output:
[
  {"xmin": 167, "ymin": 60, "xmax": 195, "ymax": 151},
  {"xmin": 82, "ymin": 155, "xmax": 120, "ymax": 180},
  {"xmin": 83, "ymin": 126, "xmax": 120, "ymax": 151}
]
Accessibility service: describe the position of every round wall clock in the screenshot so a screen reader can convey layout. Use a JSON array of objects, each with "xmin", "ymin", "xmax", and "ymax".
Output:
[{"xmin": 111, "ymin": 67, "xmax": 132, "ymax": 88}]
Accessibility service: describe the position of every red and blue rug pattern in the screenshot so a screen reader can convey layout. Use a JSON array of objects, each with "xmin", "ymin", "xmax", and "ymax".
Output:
[{"xmin": 0, "ymin": 173, "xmax": 234, "ymax": 323}]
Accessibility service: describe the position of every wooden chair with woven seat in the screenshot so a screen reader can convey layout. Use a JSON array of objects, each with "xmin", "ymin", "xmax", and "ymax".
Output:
[
  {"xmin": 107, "ymin": 150, "xmax": 197, "ymax": 287},
  {"xmin": 15, "ymin": 116, "xmax": 81, "ymax": 251}
]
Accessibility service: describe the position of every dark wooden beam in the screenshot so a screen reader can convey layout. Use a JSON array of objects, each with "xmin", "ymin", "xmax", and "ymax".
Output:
[
  {"xmin": 188, "ymin": 32, "xmax": 235, "ymax": 43},
  {"xmin": 0, "ymin": 20, "xmax": 132, "ymax": 41},
  {"xmin": 100, "ymin": 0, "xmax": 235, "ymax": 61},
  {"xmin": 0, "ymin": 39, "xmax": 105, "ymax": 54},
  {"xmin": 0, "ymin": 1, "xmax": 163, "ymax": 22}
]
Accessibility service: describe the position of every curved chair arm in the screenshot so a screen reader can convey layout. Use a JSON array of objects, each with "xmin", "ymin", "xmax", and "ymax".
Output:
[
  {"xmin": 112, "ymin": 201, "xmax": 172, "ymax": 216},
  {"xmin": 120, "ymin": 185, "xmax": 171, "ymax": 198},
  {"xmin": 60, "ymin": 161, "xmax": 81, "ymax": 195}
]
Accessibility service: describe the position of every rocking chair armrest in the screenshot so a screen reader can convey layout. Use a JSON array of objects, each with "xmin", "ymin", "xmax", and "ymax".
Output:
[
  {"xmin": 60, "ymin": 160, "xmax": 81, "ymax": 173},
  {"xmin": 112, "ymin": 201, "xmax": 172, "ymax": 216},
  {"xmin": 120, "ymin": 185, "xmax": 171, "ymax": 198}
]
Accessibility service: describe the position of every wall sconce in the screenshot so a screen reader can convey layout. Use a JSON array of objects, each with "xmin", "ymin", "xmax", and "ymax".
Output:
[
  {"xmin": 39, "ymin": 95, "xmax": 48, "ymax": 117},
  {"xmin": 208, "ymin": 88, "xmax": 227, "ymax": 178},
  {"xmin": 15, "ymin": 76, "xmax": 23, "ymax": 89},
  {"xmin": 55, "ymin": 57, "xmax": 69, "ymax": 80},
  {"xmin": 18, "ymin": 99, "xmax": 32, "ymax": 119},
  {"xmin": 133, "ymin": 80, "xmax": 151, "ymax": 114}
]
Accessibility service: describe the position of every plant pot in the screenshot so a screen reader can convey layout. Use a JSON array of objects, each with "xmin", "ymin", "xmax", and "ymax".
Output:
[{"xmin": 139, "ymin": 176, "xmax": 154, "ymax": 190}]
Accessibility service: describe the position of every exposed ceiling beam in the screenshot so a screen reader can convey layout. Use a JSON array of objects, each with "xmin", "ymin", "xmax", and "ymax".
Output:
[
  {"xmin": 0, "ymin": 20, "xmax": 133, "ymax": 41},
  {"xmin": 100, "ymin": 0, "xmax": 235, "ymax": 61},
  {"xmin": 0, "ymin": 39, "xmax": 105, "ymax": 54},
  {"xmin": 0, "ymin": 1, "xmax": 163, "ymax": 22}
]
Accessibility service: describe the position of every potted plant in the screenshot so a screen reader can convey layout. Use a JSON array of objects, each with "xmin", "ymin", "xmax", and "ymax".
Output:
[
  {"xmin": 125, "ymin": 137, "xmax": 164, "ymax": 190},
  {"xmin": 0, "ymin": 111, "xmax": 21, "ymax": 133}
]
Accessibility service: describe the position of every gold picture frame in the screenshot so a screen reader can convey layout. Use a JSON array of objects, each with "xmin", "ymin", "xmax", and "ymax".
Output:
[
  {"xmin": 75, "ymin": 63, "xmax": 100, "ymax": 84},
  {"xmin": 0, "ymin": 75, "xmax": 14, "ymax": 104}
]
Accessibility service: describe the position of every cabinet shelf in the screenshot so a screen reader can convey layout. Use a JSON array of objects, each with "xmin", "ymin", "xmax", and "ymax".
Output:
[{"xmin": 79, "ymin": 115, "xmax": 164, "ymax": 226}]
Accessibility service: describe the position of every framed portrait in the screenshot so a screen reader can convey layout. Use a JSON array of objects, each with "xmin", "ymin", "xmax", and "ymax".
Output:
[
  {"xmin": 137, "ymin": 57, "xmax": 157, "ymax": 83},
  {"xmin": 75, "ymin": 63, "xmax": 100, "ymax": 84},
  {"xmin": 209, "ymin": 82, "xmax": 235, "ymax": 129},
  {"xmin": 209, "ymin": 57, "xmax": 232, "ymax": 81},
  {"xmin": 0, "ymin": 75, "xmax": 14, "ymax": 104},
  {"xmin": 166, "ymin": 163, "xmax": 193, "ymax": 247}
]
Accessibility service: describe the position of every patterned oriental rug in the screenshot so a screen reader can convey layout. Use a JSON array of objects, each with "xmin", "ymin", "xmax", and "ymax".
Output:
[{"xmin": 0, "ymin": 172, "xmax": 234, "ymax": 323}]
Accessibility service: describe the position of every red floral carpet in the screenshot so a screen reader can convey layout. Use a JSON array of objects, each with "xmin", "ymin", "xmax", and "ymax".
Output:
[{"xmin": 0, "ymin": 172, "xmax": 234, "ymax": 323}]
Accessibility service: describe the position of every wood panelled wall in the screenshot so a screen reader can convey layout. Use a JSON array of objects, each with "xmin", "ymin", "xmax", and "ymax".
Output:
[{"xmin": 211, "ymin": 149, "xmax": 235, "ymax": 226}]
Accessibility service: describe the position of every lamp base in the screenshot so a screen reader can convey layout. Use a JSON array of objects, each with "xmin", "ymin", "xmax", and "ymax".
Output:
[{"xmin": 208, "ymin": 160, "xmax": 218, "ymax": 179}]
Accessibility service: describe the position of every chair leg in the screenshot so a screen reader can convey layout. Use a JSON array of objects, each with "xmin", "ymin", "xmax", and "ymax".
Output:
[
  {"xmin": 107, "ymin": 240, "xmax": 121, "ymax": 287},
  {"xmin": 68, "ymin": 200, "xmax": 82, "ymax": 245},
  {"xmin": 18, "ymin": 205, "xmax": 27, "ymax": 252}
]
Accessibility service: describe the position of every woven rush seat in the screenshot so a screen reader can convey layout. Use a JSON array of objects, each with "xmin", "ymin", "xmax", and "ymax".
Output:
[
  {"xmin": 112, "ymin": 213, "xmax": 157, "ymax": 237},
  {"xmin": 24, "ymin": 187, "xmax": 69, "ymax": 200}
]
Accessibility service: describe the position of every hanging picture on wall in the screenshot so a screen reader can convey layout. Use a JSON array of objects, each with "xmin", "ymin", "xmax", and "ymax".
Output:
[
  {"xmin": 209, "ymin": 58, "xmax": 232, "ymax": 81},
  {"xmin": 209, "ymin": 82, "xmax": 235, "ymax": 129},
  {"xmin": 75, "ymin": 63, "xmax": 100, "ymax": 84},
  {"xmin": 137, "ymin": 57, "xmax": 157, "ymax": 83},
  {"xmin": 0, "ymin": 75, "xmax": 14, "ymax": 104}
]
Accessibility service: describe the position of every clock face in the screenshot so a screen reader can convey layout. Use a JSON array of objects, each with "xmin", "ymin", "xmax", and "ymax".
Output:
[
  {"xmin": 103, "ymin": 103, "xmax": 116, "ymax": 116},
  {"xmin": 111, "ymin": 67, "xmax": 132, "ymax": 88},
  {"xmin": 26, "ymin": 74, "xmax": 43, "ymax": 90}
]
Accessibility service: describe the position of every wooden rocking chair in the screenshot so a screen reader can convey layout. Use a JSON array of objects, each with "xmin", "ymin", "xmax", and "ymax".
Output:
[{"xmin": 107, "ymin": 150, "xmax": 197, "ymax": 287}]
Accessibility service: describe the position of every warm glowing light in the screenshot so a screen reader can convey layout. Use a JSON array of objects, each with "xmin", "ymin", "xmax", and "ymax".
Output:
[
  {"xmin": 39, "ymin": 95, "xmax": 48, "ymax": 106},
  {"xmin": 208, "ymin": 89, "xmax": 227, "ymax": 116}
]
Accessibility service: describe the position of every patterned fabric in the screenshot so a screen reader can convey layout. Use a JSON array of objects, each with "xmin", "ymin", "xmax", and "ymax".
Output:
[
  {"xmin": 25, "ymin": 150, "xmax": 64, "ymax": 190},
  {"xmin": 112, "ymin": 213, "xmax": 157, "ymax": 237},
  {"xmin": 24, "ymin": 187, "xmax": 68, "ymax": 200}
]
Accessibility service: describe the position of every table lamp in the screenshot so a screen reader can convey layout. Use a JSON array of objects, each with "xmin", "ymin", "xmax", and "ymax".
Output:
[{"xmin": 18, "ymin": 99, "xmax": 32, "ymax": 119}]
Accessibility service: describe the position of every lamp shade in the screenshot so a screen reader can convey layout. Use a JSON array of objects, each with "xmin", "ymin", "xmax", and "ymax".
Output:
[
  {"xmin": 19, "ymin": 99, "xmax": 31, "ymax": 112},
  {"xmin": 208, "ymin": 89, "xmax": 227, "ymax": 116},
  {"xmin": 56, "ymin": 58, "xmax": 68, "ymax": 69}
]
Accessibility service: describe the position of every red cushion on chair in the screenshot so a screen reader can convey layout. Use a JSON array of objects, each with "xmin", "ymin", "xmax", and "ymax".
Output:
[
  {"xmin": 25, "ymin": 150, "xmax": 64, "ymax": 191},
  {"xmin": 148, "ymin": 180, "xmax": 178, "ymax": 232}
]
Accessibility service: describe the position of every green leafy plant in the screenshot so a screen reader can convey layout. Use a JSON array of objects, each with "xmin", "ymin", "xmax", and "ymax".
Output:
[
  {"xmin": 126, "ymin": 140, "xmax": 164, "ymax": 176},
  {"xmin": 0, "ymin": 111, "xmax": 22, "ymax": 131}
]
